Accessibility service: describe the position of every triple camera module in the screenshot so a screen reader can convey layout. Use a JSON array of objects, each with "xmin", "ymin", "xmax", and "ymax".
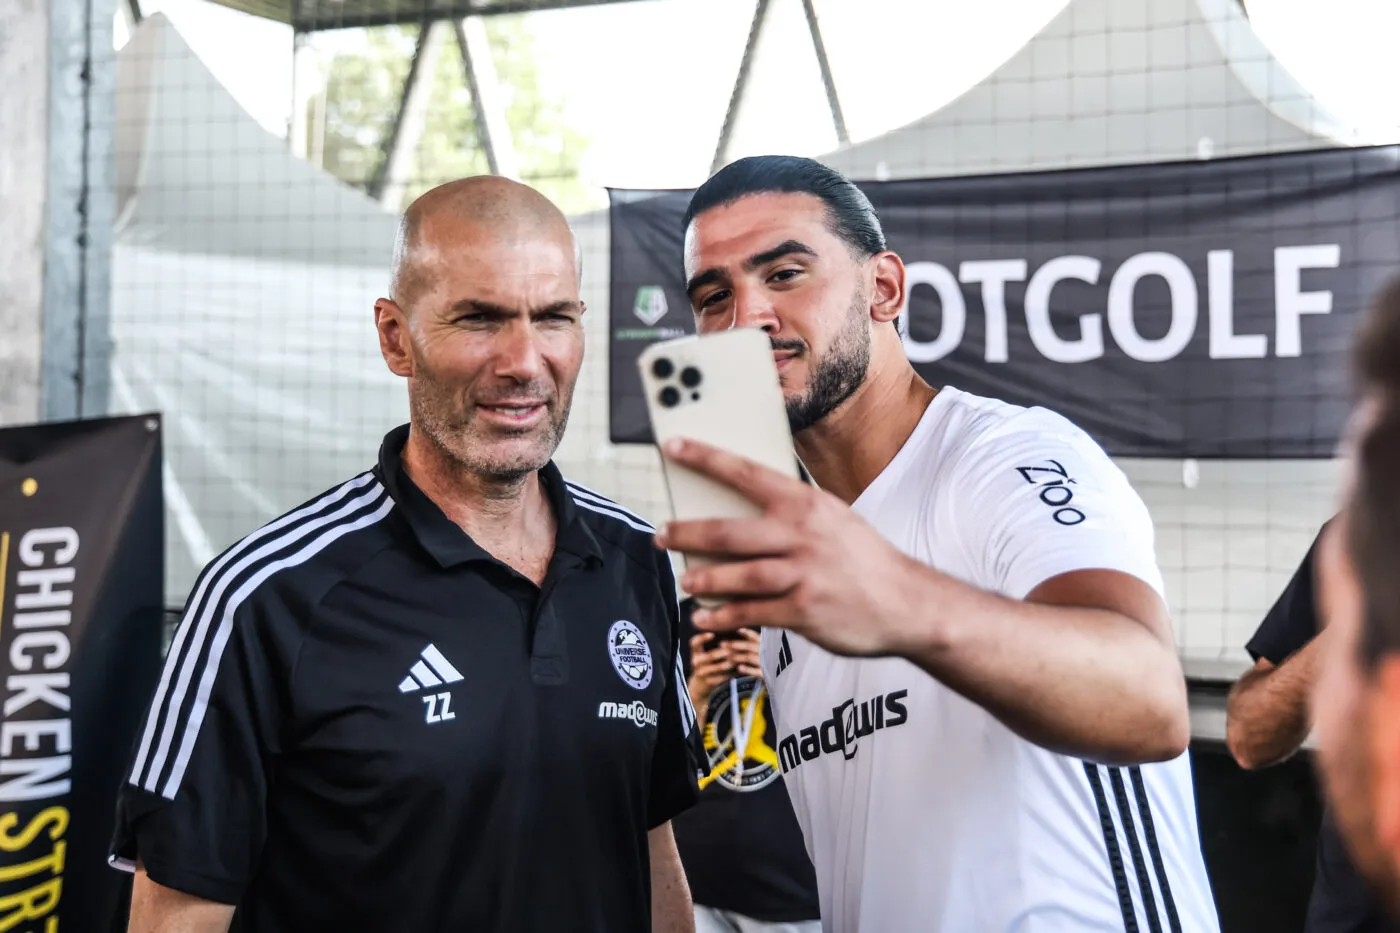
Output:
[{"xmin": 652, "ymin": 357, "xmax": 702, "ymax": 408}]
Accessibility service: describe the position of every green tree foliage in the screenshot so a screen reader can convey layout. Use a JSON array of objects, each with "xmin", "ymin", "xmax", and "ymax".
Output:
[{"xmin": 313, "ymin": 18, "xmax": 593, "ymax": 214}]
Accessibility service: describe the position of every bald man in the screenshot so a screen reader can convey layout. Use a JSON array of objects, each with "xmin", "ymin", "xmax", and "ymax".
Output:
[{"xmin": 110, "ymin": 177, "xmax": 706, "ymax": 933}]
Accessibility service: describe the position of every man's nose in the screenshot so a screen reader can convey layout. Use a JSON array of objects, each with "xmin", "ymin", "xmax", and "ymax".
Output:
[
  {"xmin": 729, "ymin": 285, "xmax": 780, "ymax": 335},
  {"xmin": 494, "ymin": 320, "xmax": 546, "ymax": 382}
]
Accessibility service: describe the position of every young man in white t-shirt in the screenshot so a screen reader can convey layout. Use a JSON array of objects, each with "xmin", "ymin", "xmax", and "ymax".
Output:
[{"xmin": 654, "ymin": 156, "xmax": 1219, "ymax": 933}]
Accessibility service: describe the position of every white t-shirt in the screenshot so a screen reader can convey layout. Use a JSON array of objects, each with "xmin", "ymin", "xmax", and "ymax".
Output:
[{"xmin": 762, "ymin": 387, "xmax": 1218, "ymax": 933}]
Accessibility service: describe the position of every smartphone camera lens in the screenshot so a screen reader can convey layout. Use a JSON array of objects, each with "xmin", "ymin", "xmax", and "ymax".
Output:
[
  {"xmin": 652, "ymin": 358, "xmax": 675, "ymax": 380},
  {"xmin": 680, "ymin": 366, "xmax": 702, "ymax": 388},
  {"xmin": 659, "ymin": 386, "xmax": 681, "ymax": 408}
]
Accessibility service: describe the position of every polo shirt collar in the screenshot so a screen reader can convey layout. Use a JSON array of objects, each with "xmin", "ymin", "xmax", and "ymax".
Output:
[{"xmin": 376, "ymin": 424, "xmax": 604, "ymax": 569}]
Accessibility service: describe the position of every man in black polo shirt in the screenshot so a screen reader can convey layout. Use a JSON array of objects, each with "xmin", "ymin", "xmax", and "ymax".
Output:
[
  {"xmin": 109, "ymin": 177, "xmax": 705, "ymax": 932},
  {"xmin": 1227, "ymin": 521, "xmax": 1396, "ymax": 933}
]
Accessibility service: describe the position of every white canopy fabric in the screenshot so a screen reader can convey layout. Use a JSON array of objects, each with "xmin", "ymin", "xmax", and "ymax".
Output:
[
  {"xmin": 116, "ymin": 13, "xmax": 398, "ymax": 266},
  {"xmin": 114, "ymin": 15, "xmax": 407, "ymax": 601},
  {"xmin": 822, "ymin": 0, "xmax": 1375, "ymax": 181}
]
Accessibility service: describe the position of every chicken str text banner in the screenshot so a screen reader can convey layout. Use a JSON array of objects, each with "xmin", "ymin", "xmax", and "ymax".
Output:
[{"xmin": 0, "ymin": 415, "xmax": 164, "ymax": 931}]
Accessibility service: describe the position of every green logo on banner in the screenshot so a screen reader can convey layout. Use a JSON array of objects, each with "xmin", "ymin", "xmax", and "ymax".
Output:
[{"xmin": 633, "ymin": 286, "xmax": 669, "ymax": 326}]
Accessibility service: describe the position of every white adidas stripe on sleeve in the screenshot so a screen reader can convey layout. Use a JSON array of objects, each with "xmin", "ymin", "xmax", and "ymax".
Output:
[
  {"xmin": 564, "ymin": 482, "xmax": 653, "ymax": 524},
  {"xmin": 129, "ymin": 472, "xmax": 377, "ymax": 789},
  {"xmin": 571, "ymin": 497, "xmax": 655, "ymax": 533},
  {"xmin": 675, "ymin": 650, "xmax": 697, "ymax": 735},
  {"xmin": 160, "ymin": 493, "xmax": 395, "ymax": 799}
]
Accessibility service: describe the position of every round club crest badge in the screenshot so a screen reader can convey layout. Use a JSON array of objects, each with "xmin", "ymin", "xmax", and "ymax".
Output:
[
  {"xmin": 700, "ymin": 676, "xmax": 781, "ymax": 792},
  {"xmin": 608, "ymin": 620, "xmax": 654, "ymax": 689}
]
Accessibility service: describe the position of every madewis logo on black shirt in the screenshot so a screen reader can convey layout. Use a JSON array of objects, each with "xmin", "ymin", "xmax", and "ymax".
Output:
[{"xmin": 777, "ymin": 690, "xmax": 909, "ymax": 773}]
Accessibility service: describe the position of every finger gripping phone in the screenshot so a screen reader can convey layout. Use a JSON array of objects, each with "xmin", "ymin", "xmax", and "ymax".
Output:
[{"xmin": 638, "ymin": 328, "xmax": 800, "ymax": 607}]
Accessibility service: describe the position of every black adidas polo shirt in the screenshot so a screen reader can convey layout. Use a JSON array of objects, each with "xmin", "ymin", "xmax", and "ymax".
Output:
[{"xmin": 110, "ymin": 425, "xmax": 704, "ymax": 933}]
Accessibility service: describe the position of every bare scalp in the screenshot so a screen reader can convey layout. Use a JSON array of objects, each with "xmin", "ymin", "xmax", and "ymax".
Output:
[{"xmin": 390, "ymin": 176, "xmax": 578, "ymax": 311}]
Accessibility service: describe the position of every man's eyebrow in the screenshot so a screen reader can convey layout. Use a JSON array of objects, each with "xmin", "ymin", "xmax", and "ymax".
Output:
[
  {"xmin": 685, "ymin": 268, "xmax": 725, "ymax": 299},
  {"xmin": 447, "ymin": 298, "xmax": 582, "ymax": 316},
  {"xmin": 684, "ymin": 240, "xmax": 819, "ymax": 298},
  {"xmin": 744, "ymin": 240, "xmax": 818, "ymax": 271}
]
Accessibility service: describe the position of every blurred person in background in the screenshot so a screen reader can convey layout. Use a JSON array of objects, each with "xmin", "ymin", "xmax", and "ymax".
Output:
[
  {"xmin": 656, "ymin": 155, "xmax": 1219, "ymax": 932},
  {"xmin": 1314, "ymin": 274, "xmax": 1400, "ymax": 923},
  {"xmin": 1227, "ymin": 520, "xmax": 1396, "ymax": 933},
  {"xmin": 672, "ymin": 597, "xmax": 822, "ymax": 933},
  {"xmin": 109, "ymin": 176, "xmax": 703, "ymax": 933}
]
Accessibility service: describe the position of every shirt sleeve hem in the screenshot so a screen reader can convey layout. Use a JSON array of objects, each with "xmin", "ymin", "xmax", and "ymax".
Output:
[
  {"xmin": 1244, "ymin": 633, "xmax": 1307, "ymax": 667},
  {"xmin": 647, "ymin": 788, "xmax": 699, "ymax": 830},
  {"xmin": 1004, "ymin": 554, "xmax": 1164, "ymax": 603},
  {"xmin": 140, "ymin": 858, "xmax": 246, "ymax": 906},
  {"xmin": 1243, "ymin": 636, "xmax": 1275, "ymax": 665}
]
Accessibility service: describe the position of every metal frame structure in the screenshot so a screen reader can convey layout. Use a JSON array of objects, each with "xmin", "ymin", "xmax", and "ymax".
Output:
[
  {"xmin": 207, "ymin": 0, "xmax": 652, "ymax": 31},
  {"xmin": 454, "ymin": 16, "xmax": 520, "ymax": 179},
  {"xmin": 711, "ymin": 0, "xmax": 847, "ymax": 172},
  {"xmin": 801, "ymin": 0, "xmax": 847, "ymax": 146},
  {"xmin": 366, "ymin": 20, "xmax": 449, "ymax": 201},
  {"xmin": 236, "ymin": 0, "xmax": 846, "ymax": 204}
]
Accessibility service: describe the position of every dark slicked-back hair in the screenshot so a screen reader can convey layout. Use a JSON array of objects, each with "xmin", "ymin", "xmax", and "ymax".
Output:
[
  {"xmin": 683, "ymin": 156, "xmax": 887, "ymax": 259},
  {"xmin": 1348, "ymin": 274, "xmax": 1400, "ymax": 668}
]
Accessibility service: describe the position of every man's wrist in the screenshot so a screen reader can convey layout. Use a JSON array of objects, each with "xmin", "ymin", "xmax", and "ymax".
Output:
[{"xmin": 883, "ymin": 555, "xmax": 957, "ymax": 658}]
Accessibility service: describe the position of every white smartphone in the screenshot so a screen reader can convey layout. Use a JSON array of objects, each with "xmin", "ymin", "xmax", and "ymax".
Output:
[{"xmin": 637, "ymin": 328, "xmax": 800, "ymax": 606}]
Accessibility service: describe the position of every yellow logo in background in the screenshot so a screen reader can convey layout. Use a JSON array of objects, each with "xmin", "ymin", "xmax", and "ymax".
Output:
[{"xmin": 698, "ymin": 677, "xmax": 781, "ymax": 792}]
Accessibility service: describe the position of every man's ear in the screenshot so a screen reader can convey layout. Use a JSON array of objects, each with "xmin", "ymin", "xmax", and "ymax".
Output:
[
  {"xmin": 868, "ymin": 251, "xmax": 906, "ymax": 325},
  {"xmin": 375, "ymin": 298, "xmax": 414, "ymax": 378},
  {"xmin": 1370, "ymin": 657, "xmax": 1400, "ymax": 853}
]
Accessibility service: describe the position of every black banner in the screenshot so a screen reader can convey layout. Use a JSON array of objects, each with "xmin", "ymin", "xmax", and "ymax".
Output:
[
  {"xmin": 609, "ymin": 146, "xmax": 1400, "ymax": 457},
  {"xmin": 0, "ymin": 415, "xmax": 164, "ymax": 932}
]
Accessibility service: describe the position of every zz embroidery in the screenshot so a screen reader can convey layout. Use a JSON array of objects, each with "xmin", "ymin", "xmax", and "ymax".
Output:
[
  {"xmin": 422, "ymin": 692, "xmax": 455, "ymax": 724},
  {"xmin": 1015, "ymin": 459, "xmax": 1086, "ymax": 526}
]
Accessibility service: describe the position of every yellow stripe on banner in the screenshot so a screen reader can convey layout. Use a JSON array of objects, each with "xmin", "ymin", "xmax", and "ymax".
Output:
[{"xmin": 0, "ymin": 531, "xmax": 8, "ymax": 638}]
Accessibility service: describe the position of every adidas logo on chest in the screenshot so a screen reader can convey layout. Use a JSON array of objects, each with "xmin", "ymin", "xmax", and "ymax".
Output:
[{"xmin": 398, "ymin": 644, "xmax": 464, "ymax": 724}]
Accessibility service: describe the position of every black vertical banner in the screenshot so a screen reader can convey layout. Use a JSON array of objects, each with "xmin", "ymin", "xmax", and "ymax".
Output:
[{"xmin": 0, "ymin": 415, "xmax": 164, "ymax": 932}]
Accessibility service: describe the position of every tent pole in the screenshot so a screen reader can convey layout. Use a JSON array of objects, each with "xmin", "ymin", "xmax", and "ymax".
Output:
[
  {"xmin": 456, "ymin": 15, "xmax": 520, "ymax": 180},
  {"xmin": 711, "ymin": 0, "xmax": 770, "ymax": 175},
  {"xmin": 800, "ymin": 0, "xmax": 847, "ymax": 146},
  {"xmin": 369, "ymin": 19, "xmax": 446, "ymax": 209},
  {"xmin": 290, "ymin": 30, "xmax": 310, "ymax": 158}
]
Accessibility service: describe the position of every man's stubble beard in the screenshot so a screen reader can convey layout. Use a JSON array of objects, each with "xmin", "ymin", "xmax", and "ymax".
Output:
[
  {"xmin": 409, "ymin": 358, "xmax": 573, "ymax": 484},
  {"xmin": 783, "ymin": 288, "xmax": 873, "ymax": 435}
]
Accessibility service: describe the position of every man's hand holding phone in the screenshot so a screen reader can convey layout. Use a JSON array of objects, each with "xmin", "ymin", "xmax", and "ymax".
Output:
[{"xmin": 656, "ymin": 437, "xmax": 920, "ymax": 659}]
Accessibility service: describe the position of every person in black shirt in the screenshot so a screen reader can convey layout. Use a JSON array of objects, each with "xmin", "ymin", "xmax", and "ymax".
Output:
[
  {"xmin": 110, "ymin": 177, "xmax": 705, "ymax": 932},
  {"xmin": 672, "ymin": 598, "xmax": 821, "ymax": 933},
  {"xmin": 1227, "ymin": 522, "xmax": 1396, "ymax": 933}
]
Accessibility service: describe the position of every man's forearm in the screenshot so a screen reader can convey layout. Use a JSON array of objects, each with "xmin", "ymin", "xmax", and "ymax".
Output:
[
  {"xmin": 648, "ymin": 823, "xmax": 694, "ymax": 933},
  {"xmin": 897, "ymin": 569, "xmax": 1188, "ymax": 765},
  {"xmin": 1226, "ymin": 638, "xmax": 1324, "ymax": 770}
]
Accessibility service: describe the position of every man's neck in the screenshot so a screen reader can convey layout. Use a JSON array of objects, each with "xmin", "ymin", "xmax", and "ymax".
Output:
[
  {"xmin": 400, "ymin": 427, "xmax": 556, "ymax": 573},
  {"xmin": 794, "ymin": 344, "xmax": 936, "ymax": 505}
]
